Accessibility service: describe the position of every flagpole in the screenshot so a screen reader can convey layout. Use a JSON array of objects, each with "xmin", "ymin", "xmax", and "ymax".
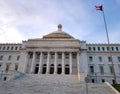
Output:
[{"xmin": 102, "ymin": 5, "xmax": 117, "ymax": 84}]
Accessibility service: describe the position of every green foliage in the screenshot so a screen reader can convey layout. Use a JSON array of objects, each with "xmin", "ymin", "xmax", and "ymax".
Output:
[{"xmin": 112, "ymin": 84, "xmax": 120, "ymax": 92}]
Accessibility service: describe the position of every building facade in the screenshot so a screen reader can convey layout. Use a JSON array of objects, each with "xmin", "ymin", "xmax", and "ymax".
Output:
[{"xmin": 0, "ymin": 24, "xmax": 120, "ymax": 84}]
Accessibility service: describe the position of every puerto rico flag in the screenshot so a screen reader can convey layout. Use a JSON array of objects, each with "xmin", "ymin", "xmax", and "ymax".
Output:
[{"xmin": 95, "ymin": 5, "xmax": 103, "ymax": 11}]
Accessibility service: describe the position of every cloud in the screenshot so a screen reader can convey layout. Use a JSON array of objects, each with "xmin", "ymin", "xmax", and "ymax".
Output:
[{"xmin": 0, "ymin": 0, "xmax": 119, "ymax": 43}]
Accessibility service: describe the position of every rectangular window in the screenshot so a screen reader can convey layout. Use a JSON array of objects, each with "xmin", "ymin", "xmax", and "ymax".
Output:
[
  {"xmin": 36, "ymin": 53, "xmax": 40, "ymax": 59},
  {"xmin": 93, "ymin": 47, "xmax": 96, "ymax": 51},
  {"xmin": 111, "ymin": 47, "xmax": 114, "ymax": 51},
  {"xmin": 90, "ymin": 66, "xmax": 94, "ymax": 74},
  {"xmin": 57, "ymin": 53, "xmax": 62, "ymax": 59},
  {"xmin": 16, "ymin": 56, "xmax": 20, "ymax": 61},
  {"xmin": 8, "ymin": 55, "xmax": 12, "ymax": 60},
  {"xmin": 43, "ymin": 53, "xmax": 47, "ymax": 59},
  {"xmin": 102, "ymin": 47, "xmax": 105, "ymax": 51},
  {"xmin": 107, "ymin": 47, "xmax": 109, "ymax": 51},
  {"xmin": 117, "ymin": 57, "xmax": 120, "ymax": 62},
  {"xmin": 0, "ymin": 55, "xmax": 3, "ymax": 60},
  {"xmin": 109, "ymin": 66, "xmax": 113, "ymax": 74},
  {"xmin": 6, "ymin": 64, "xmax": 10, "ymax": 72},
  {"xmin": 98, "ymin": 56, "xmax": 102, "ymax": 62},
  {"xmin": 98, "ymin": 47, "xmax": 100, "ymax": 51},
  {"xmin": 99, "ymin": 66, "xmax": 104, "ymax": 74},
  {"xmin": 3, "ymin": 46, "xmax": 5, "ymax": 50},
  {"xmin": 116, "ymin": 47, "xmax": 119, "ymax": 51},
  {"xmin": 108, "ymin": 56, "xmax": 112, "ymax": 62},
  {"xmin": 65, "ymin": 53, "xmax": 69, "ymax": 59},
  {"xmin": 89, "ymin": 47, "xmax": 91, "ymax": 51},
  {"xmin": 50, "ymin": 53, "xmax": 54, "ymax": 59},
  {"xmin": 15, "ymin": 64, "xmax": 18, "ymax": 71},
  {"xmin": 72, "ymin": 53, "xmax": 76, "ymax": 59},
  {"xmin": 89, "ymin": 56, "xmax": 93, "ymax": 62}
]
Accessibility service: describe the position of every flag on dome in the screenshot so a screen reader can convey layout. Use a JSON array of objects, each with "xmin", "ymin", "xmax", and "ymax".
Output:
[{"xmin": 95, "ymin": 5, "xmax": 103, "ymax": 11}]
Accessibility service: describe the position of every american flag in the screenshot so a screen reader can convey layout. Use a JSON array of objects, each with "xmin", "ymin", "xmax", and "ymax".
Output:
[{"xmin": 95, "ymin": 5, "xmax": 103, "ymax": 11}]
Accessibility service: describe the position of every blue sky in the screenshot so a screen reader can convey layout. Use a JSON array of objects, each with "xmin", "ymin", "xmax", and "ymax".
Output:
[{"xmin": 0, "ymin": 0, "xmax": 120, "ymax": 43}]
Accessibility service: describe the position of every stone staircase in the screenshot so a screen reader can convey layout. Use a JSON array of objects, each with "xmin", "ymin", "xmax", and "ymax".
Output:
[
  {"xmin": 0, "ymin": 74, "xmax": 119, "ymax": 94},
  {"xmin": 16, "ymin": 74, "xmax": 79, "ymax": 84}
]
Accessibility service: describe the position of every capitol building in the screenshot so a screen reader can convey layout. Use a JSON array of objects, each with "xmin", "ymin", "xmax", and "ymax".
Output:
[{"xmin": 0, "ymin": 24, "xmax": 120, "ymax": 84}]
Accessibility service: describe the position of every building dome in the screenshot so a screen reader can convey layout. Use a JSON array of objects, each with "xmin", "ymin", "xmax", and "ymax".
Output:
[{"xmin": 43, "ymin": 24, "xmax": 74, "ymax": 39}]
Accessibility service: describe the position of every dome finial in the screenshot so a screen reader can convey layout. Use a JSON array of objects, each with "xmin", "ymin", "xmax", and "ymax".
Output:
[{"xmin": 58, "ymin": 24, "xmax": 62, "ymax": 31}]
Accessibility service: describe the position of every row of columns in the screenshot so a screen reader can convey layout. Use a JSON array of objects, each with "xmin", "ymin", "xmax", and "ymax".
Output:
[{"xmin": 28, "ymin": 52, "xmax": 79, "ymax": 75}]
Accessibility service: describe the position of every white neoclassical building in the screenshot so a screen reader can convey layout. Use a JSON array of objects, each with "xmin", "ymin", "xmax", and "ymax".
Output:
[{"xmin": 0, "ymin": 24, "xmax": 120, "ymax": 84}]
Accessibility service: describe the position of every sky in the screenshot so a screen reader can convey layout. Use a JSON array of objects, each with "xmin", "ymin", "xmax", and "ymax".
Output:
[{"xmin": 0, "ymin": 0, "xmax": 120, "ymax": 43}]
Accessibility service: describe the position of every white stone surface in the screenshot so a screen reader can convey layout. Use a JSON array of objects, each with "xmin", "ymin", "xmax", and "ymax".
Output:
[{"xmin": 0, "ymin": 74, "xmax": 119, "ymax": 94}]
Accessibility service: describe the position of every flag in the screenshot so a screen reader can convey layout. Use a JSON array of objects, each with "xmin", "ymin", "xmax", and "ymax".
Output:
[{"xmin": 95, "ymin": 5, "xmax": 103, "ymax": 11}]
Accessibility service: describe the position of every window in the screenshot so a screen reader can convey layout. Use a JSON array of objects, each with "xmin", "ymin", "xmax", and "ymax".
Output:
[
  {"xmin": 8, "ymin": 55, "xmax": 12, "ymax": 60},
  {"xmin": 93, "ymin": 47, "xmax": 96, "ymax": 51},
  {"xmin": 98, "ymin": 47, "xmax": 100, "ymax": 51},
  {"xmin": 109, "ymin": 66, "xmax": 113, "ymax": 74},
  {"xmin": 6, "ymin": 64, "xmax": 10, "ymax": 72},
  {"xmin": 15, "ymin": 64, "xmax": 18, "ymax": 71},
  {"xmin": 89, "ymin": 47, "xmax": 91, "ymax": 51},
  {"xmin": 89, "ymin": 56, "xmax": 93, "ymax": 62},
  {"xmin": 11, "ymin": 46, "xmax": 14, "ymax": 50},
  {"xmin": 117, "ymin": 57, "xmax": 120, "ymax": 62},
  {"xmin": 29, "ymin": 52, "xmax": 33, "ymax": 59},
  {"xmin": 0, "ymin": 55, "xmax": 3, "ymax": 60},
  {"xmin": 98, "ymin": 56, "xmax": 102, "ymax": 62},
  {"xmin": 107, "ymin": 47, "xmax": 109, "ymax": 51},
  {"xmin": 36, "ymin": 53, "xmax": 40, "ymax": 59},
  {"xmin": 7, "ymin": 46, "xmax": 9, "ymax": 50},
  {"xmin": 15, "ymin": 47, "xmax": 18, "ymax": 50},
  {"xmin": 102, "ymin": 47, "xmax": 105, "ymax": 51},
  {"xmin": 57, "ymin": 53, "xmax": 62, "ymax": 59},
  {"xmin": 50, "ymin": 53, "xmax": 54, "ymax": 59},
  {"xmin": 0, "ymin": 46, "xmax": 1, "ymax": 50},
  {"xmin": 116, "ymin": 47, "xmax": 119, "ymax": 51},
  {"xmin": 43, "ymin": 53, "xmax": 47, "ymax": 59},
  {"xmin": 16, "ymin": 56, "xmax": 20, "ymax": 61},
  {"xmin": 3, "ymin": 46, "xmax": 5, "ymax": 50},
  {"xmin": 65, "ymin": 53, "xmax": 69, "ymax": 59},
  {"xmin": 90, "ymin": 66, "xmax": 94, "ymax": 74},
  {"xmin": 108, "ymin": 56, "xmax": 112, "ymax": 62},
  {"xmin": 111, "ymin": 47, "xmax": 114, "ymax": 51},
  {"xmin": 72, "ymin": 53, "xmax": 76, "ymax": 59},
  {"xmin": 99, "ymin": 66, "xmax": 104, "ymax": 74}
]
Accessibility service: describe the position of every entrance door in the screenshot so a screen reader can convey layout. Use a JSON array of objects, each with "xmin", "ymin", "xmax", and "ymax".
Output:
[
  {"xmin": 34, "ymin": 64, "xmax": 39, "ymax": 74},
  {"xmin": 65, "ymin": 64, "xmax": 69, "ymax": 74},
  {"xmin": 42, "ymin": 64, "xmax": 46, "ymax": 74},
  {"xmin": 57, "ymin": 64, "xmax": 62, "ymax": 74},
  {"xmin": 50, "ymin": 64, "xmax": 54, "ymax": 74}
]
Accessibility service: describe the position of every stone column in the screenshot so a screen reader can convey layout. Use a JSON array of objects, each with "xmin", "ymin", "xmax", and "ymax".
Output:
[
  {"xmin": 54, "ymin": 52, "xmax": 57, "ymax": 74},
  {"xmin": 69, "ymin": 52, "xmax": 72, "ymax": 74},
  {"xmin": 62, "ymin": 52, "xmax": 65, "ymax": 74},
  {"xmin": 23, "ymin": 52, "xmax": 28, "ymax": 73},
  {"xmin": 38, "ymin": 52, "xmax": 43, "ymax": 74},
  {"xmin": 31, "ymin": 52, "xmax": 35, "ymax": 73},
  {"xmin": 46, "ymin": 52, "xmax": 50, "ymax": 74},
  {"xmin": 77, "ymin": 52, "xmax": 80, "ymax": 80}
]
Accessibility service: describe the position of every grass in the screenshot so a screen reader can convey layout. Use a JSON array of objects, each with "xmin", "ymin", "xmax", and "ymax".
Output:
[{"xmin": 112, "ymin": 84, "xmax": 120, "ymax": 92}]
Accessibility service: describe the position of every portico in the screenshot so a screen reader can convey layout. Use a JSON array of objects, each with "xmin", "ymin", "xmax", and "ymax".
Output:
[{"xmin": 25, "ymin": 51, "xmax": 79, "ymax": 75}]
